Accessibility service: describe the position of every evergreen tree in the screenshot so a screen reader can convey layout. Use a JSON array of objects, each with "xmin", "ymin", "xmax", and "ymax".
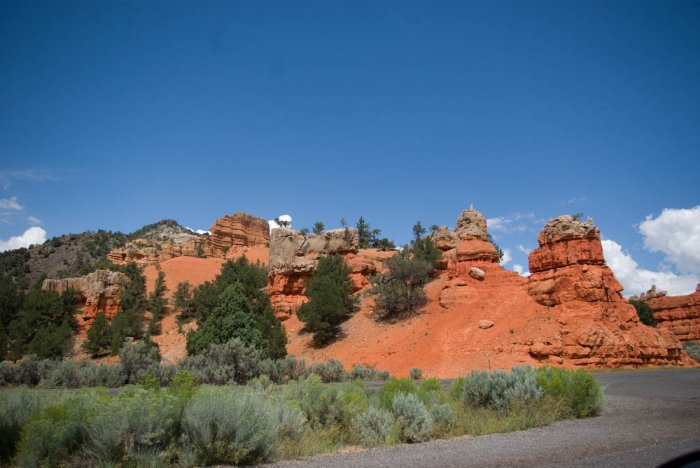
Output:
[
  {"xmin": 486, "ymin": 233, "xmax": 505, "ymax": 263},
  {"xmin": 313, "ymin": 221, "xmax": 325, "ymax": 234},
  {"xmin": 357, "ymin": 217, "xmax": 372, "ymax": 248},
  {"xmin": 83, "ymin": 311, "xmax": 112, "ymax": 357},
  {"xmin": 186, "ymin": 257, "xmax": 287, "ymax": 358},
  {"xmin": 297, "ymin": 254, "xmax": 358, "ymax": 346},
  {"xmin": 174, "ymin": 281, "xmax": 195, "ymax": 325},
  {"xmin": 372, "ymin": 251, "xmax": 433, "ymax": 321},
  {"xmin": 148, "ymin": 270, "xmax": 168, "ymax": 335},
  {"xmin": 630, "ymin": 299, "xmax": 657, "ymax": 327}
]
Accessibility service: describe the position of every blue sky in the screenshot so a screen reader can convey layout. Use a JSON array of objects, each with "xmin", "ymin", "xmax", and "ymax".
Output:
[{"xmin": 1, "ymin": 1, "xmax": 698, "ymax": 295}]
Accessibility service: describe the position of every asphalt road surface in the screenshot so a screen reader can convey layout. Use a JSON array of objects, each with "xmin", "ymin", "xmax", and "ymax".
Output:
[{"xmin": 270, "ymin": 368, "xmax": 700, "ymax": 467}]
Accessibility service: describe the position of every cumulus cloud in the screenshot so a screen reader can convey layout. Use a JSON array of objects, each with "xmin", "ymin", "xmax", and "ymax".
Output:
[
  {"xmin": 512, "ymin": 264, "xmax": 530, "ymax": 277},
  {"xmin": 268, "ymin": 214, "xmax": 292, "ymax": 231},
  {"xmin": 0, "ymin": 226, "xmax": 47, "ymax": 252},
  {"xmin": 516, "ymin": 244, "xmax": 532, "ymax": 255},
  {"xmin": 486, "ymin": 213, "xmax": 534, "ymax": 235},
  {"xmin": 639, "ymin": 206, "xmax": 700, "ymax": 276},
  {"xmin": 601, "ymin": 239, "xmax": 698, "ymax": 297},
  {"xmin": 27, "ymin": 216, "xmax": 41, "ymax": 225},
  {"xmin": 499, "ymin": 248, "xmax": 512, "ymax": 266},
  {"xmin": 0, "ymin": 196, "xmax": 22, "ymax": 211}
]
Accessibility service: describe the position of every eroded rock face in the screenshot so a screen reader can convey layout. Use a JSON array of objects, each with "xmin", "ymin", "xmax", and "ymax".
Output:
[
  {"xmin": 267, "ymin": 227, "xmax": 360, "ymax": 319},
  {"xmin": 455, "ymin": 208, "xmax": 488, "ymax": 241},
  {"xmin": 209, "ymin": 212, "xmax": 270, "ymax": 254},
  {"xmin": 644, "ymin": 285, "xmax": 700, "ymax": 342},
  {"xmin": 43, "ymin": 270, "xmax": 127, "ymax": 332},
  {"xmin": 524, "ymin": 215, "xmax": 684, "ymax": 366}
]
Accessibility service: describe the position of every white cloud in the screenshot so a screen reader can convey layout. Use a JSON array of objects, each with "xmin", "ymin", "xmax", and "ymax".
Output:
[
  {"xmin": 0, "ymin": 170, "xmax": 56, "ymax": 190},
  {"xmin": 487, "ymin": 213, "xmax": 534, "ymax": 235},
  {"xmin": 0, "ymin": 226, "xmax": 47, "ymax": 252},
  {"xmin": 639, "ymin": 206, "xmax": 700, "ymax": 276},
  {"xmin": 513, "ymin": 264, "xmax": 530, "ymax": 277},
  {"xmin": 27, "ymin": 216, "xmax": 41, "ymax": 225},
  {"xmin": 567, "ymin": 197, "xmax": 587, "ymax": 204},
  {"xmin": 0, "ymin": 196, "xmax": 22, "ymax": 211},
  {"xmin": 268, "ymin": 214, "xmax": 293, "ymax": 231},
  {"xmin": 516, "ymin": 244, "xmax": 531, "ymax": 255},
  {"xmin": 601, "ymin": 239, "xmax": 698, "ymax": 297},
  {"xmin": 500, "ymin": 248, "xmax": 512, "ymax": 266}
]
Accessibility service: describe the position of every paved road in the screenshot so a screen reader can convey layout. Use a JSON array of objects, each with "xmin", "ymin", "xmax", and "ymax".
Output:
[{"xmin": 271, "ymin": 368, "xmax": 700, "ymax": 467}]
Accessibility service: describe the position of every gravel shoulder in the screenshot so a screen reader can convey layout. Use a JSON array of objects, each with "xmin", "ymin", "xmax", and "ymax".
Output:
[{"xmin": 270, "ymin": 368, "xmax": 700, "ymax": 467}]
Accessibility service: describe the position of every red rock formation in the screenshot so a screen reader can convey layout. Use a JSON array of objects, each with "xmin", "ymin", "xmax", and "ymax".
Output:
[
  {"xmin": 209, "ymin": 212, "xmax": 270, "ymax": 254},
  {"xmin": 43, "ymin": 270, "xmax": 127, "ymax": 333},
  {"xmin": 644, "ymin": 285, "xmax": 700, "ymax": 342},
  {"xmin": 526, "ymin": 215, "xmax": 684, "ymax": 366}
]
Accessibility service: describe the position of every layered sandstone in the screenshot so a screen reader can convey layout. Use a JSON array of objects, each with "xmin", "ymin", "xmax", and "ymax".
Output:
[
  {"xmin": 209, "ymin": 212, "xmax": 270, "ymax": 253},
  {"xmin": 643, "ymin": 285, "xmax": 700, "ymax": 342},
  {"xmin": 43, "ymin": 270, "xmax": 127, "ymax": 333},
  {"xmin": 525, "ymin": 215, "xmax": 683, "ymax": 366},
  {"xmin": 268, "ymin": 227, "xmax": 367, "ymax": 320}
]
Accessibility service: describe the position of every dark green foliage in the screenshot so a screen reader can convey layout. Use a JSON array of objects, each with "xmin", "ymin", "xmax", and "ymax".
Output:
[
  {"xmin": 313, "ymin": 221, "xmax": 325, "ymax": 234},
  {"xmin": 119, "ymin": 338, "xmax": 162, "ymax": 384},
  {"xmin": 412, "ymin": 221, "xmax": 426, "ymax": 240},
  {"xmin": 410, "ymin": 220, "xmax": 441, "ymax": 266},
  {"xmin": 187, "ymin": 257, "xmax": 287, "ymax": 358},
  {"xmin": 629, "ymin": 299, "xmax": 657, "ymax": 326},
  {"xmin": 7, "ymin": 289, "xmax": 76, "ymax": 360},
  {"xmin": 181, "ymin": 338, "xmax": 262, "ymax": 385},
  {"xmin": 173, "ymin": 281, "xmax": 195, "ymax": 326},
  {"xmin": 684, "ymin": 341, "xmax": 700, "ymax": 362},
  {"xmin": 409, "ymin": 368, "xmax": 423, "ymax": 380},
  {"xmin": 356, "ymin": 217, "xmax": 395, "ymax": 249},
  {"xmin": 83, "ymin": 311, "xmax": 111, "ymax": 357},
  {"xmin": 108, "ymin": 263, "xmax": 148, "ymax": 353},
  {"xmin": 536, "ymin": 366, "xmax": 604, "ymax": 417},
  {"xmin": 371, "ymin": 251, "xmax": 432, "ymax": 321},
  {"xmin": 297, "ymin": 254, "xmax": 358, "ymax": 346},
  {"xmin": 486, "ymin": 233, "xmax": 504, "ymax": 263},
  {"xmin": 148, "ymin": 270, "xmax": 168, "ymax": 335}
]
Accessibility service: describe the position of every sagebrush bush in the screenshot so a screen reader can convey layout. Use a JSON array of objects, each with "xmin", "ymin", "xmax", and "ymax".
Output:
[
  {"xmin": 378, "ymin": 378, "xmax": 418, "ymax": 410},
  {"xmin": 355, "ymin": 406, "xmax": 395, "ymax": 447},
  {"xmin": 310, "ymin": 358, "xmax": 346, "ymax": 383},
  {"xmin": 83, "ymin": 387, "xmax": 179, "ymax": 463},
  {"xmin": 348, "ymin": 364, "xmax": 390, "ymax": 381},
  {"xmin": 258, "ymin": 355, "xmax": 310, "ymax": 384},
  {"xmin": 183, "ymin": 386, "xmax": 279, "ymax": 465},
  {"xmin": 461, "ymin": 366, "xmax": 542, "ymax": 411},
  {"xmin": 391, "ymin": 392, "xmax": 434, "ymax": 443},
  {"xmin": 536, "ymin": 366, "xmax": 603, "ymax": 418},
  {"xmin": 409, "ymin": 368, "xmax": 423, "ymax": 380},
  {"xmin": 0, "ymin": 388, "xmax": 57, "ymax": 463},
  {"xmin": 277, "ymin": 374, "xmax": 345, "ymax": 428},
  {"xmin": 429, "ymin": 403, "xmax": 456, "ymax": 430},
  {"xmin": 417, "ymin": 378, "xmax": 445, "ymax": 406},
  {"xmin": 80, "ymin": 363, "xmax": 126, "ymax": 388},
  {"xmin": 43, "ymin": 360, "xmax": 82, "ymax": 389},
  {"xmin": 119, "ymin": 340, "xmax": 162, "ymax": 384},
  {"xmin": 180, "ymin": 337, "xmax": 262, "ymax": 385},
  {"xmin": 16, "ymin": 396, "xmax": 92, "ymax": 468}
]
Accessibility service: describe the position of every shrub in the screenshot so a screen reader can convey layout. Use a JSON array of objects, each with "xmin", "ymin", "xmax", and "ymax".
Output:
[
  {"xmin": 297, "ymin": 254, "xmax": 358, "ymax": 346},
  {"xmin": 188, "ymin": 257, "xmax": 287, "ymax": 359},
  {"xmin": 355, "ymin": 406, "xmax": 395, "ymax": 447},
  {"xmin": 119, "ymin": 339, "xmax": 162, "ymax": 384},
  {"xmin": 43, "ymin": 360, "xmax": 82, "ymax": 389},
  {"xmin": 277, "ymin": 374, "xmax": 344, "ymax": 428},
  {"xmin": 173, "ymin": 281, "xmax": 195, "ymax": 325},
  {"xmin": 430, "ymin": 403, "xmax": 456, "ymax": 430},
  {"xmin": 417, "ymin": 378, "xmax": 445, "ymax": 406},
  {"xmin": 310, "ymin": 358, "xmax": 346, "ymax": 383},
  {"xmin": 148, "ymin": 271, "xmax": 168, "ymax": 335},
  {"xmin": 79, "ymin": 363, "xmax": 126, "ymax": 388},
  {"xmin": 409, "ymin": 367, "xmax": 423, "ymax": 380},
  {"xmin": 183, "ymin": 386, "xmax": 279, "ymax": 465},
  {"xmin": 0, "ymin": 388, "xmax": 56, "ymax": 463},
  {"xmin": 83, "ymin": 311, "xmax": 111, "ymax": 357},
  {"xmin": 83, "ymin": 387, "xmax": 179, "ymax": 463},
  {"xmin": 180, "ymin": 337, "xmax": 262, "ymax": 385},
  {"xmin": 629, "ymin": 299, "xmax": 656, "ymax": 326},
  {"xmin": 684, "ymin": 341, "xmax": 700, "ymax": 362},
  {"xmin": 16, "ymin": 398, "xmax": 89, "ymax": 468},
  {"xmin": 258, "ymin": 355, "xmax": 310, "ymax": 384},
  {"xmin": 536, "ymin": 367, "xmax": 603, "ymax": 418},
  {"xmin": 460, "ymin": 366, "xmax": 542, "ymax": 411},
  {"xmin": 348, "ymin": 364, "xmax": 390, "ymax": 381},
  {"xmin": 378, "ymin": 378, "xmax": 418, "ymax": 410},
  {"xmin": 391, "ymin": 392, "xmax": 434, "ymax": 443},
  {"xmin": 372, "ymin": 251, "xmax": 432, "ymax": 321}
]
